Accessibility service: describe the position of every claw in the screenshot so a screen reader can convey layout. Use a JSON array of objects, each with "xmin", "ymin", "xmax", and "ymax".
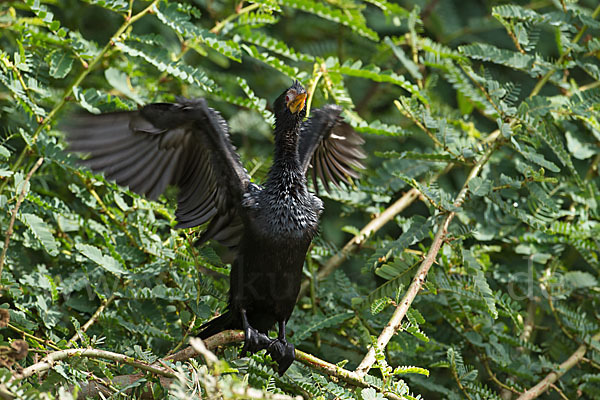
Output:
[
  {"xmin": 241, "ymin": 308, "xmax": 273, "ymax": 356},
  {"xmin": 267, "ymin": 339, "xmax": 295, "ymax": 375},
  {"xmin": 242, "ymin": 325, "xmax": 272, "ymax": 355}
]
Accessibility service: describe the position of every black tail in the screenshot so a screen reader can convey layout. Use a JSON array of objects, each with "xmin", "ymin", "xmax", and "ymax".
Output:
[{"xmin": 198, "ymin": 310, "xmax": 238, "ymax": 339}]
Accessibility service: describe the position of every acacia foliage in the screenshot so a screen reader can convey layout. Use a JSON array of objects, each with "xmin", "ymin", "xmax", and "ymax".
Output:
[{"xmin": 1, "ymin": 0, "xmax": 600, "ymax": 399}]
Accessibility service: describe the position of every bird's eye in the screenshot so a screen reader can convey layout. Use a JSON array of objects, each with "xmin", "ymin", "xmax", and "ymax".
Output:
[{"xmin": 285, "ymin": 90, "xmax": 296, "ymax": 104}]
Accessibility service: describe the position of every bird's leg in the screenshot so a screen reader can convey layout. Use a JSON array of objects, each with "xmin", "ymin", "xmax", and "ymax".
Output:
[
  {"xmin": 240, "ymin": 308, "xmax": 273, "ymax": 356},
  {"xmin": 267, "ymin": 320, "xmax": 295, "ymax": 375}
]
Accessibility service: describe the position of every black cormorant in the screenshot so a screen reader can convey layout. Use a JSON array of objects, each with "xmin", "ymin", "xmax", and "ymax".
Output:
[{"xmin": 66, "ymin": 81, "xmax": 365, "ymax": 374}]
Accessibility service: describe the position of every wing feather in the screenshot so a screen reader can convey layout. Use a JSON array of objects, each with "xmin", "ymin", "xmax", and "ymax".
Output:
[
  {"xmin": 65, "ymin": 98, "xmax": 250, "ymax": 251},
  {"xmin": 298, "ymin": 105, "xmax": 366, "ymax": 193}
]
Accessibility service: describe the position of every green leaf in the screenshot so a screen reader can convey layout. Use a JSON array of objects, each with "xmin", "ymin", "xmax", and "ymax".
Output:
[
  {"xmin": 236, "ymin": 29, "xmax": 314, "ymax": 62},
  {"xmin": 469, "ymin": 176, "xmax": 492, "ymax": 197},
  {"xmin": 566, "ymin": 129, "xmax": 597, "ymax": 160},
  {"xmin": 563, "ymin": 271, "xmax": 598, "ymax": 289},
  {"xmin": 361, "ymin": 388, "xmax": 385, "ymax": 400},
  {"xmin": 353, "ymin": 120, "xmax": 409, "ymax": 137},
  {"xmin": 86, "ymin": 0, "xmax": 128, "ymax": 12},
  {"xmin": 385, "ymin": 37, "xmax": 422, "ymax": 80},
  {"xmin": 464, "ymin": 250, "xmax": 498, "ymax": 319},
  {"xmin": 334, "ymin": 59, "xmax": 427, "ymax": 104},
  {"xmin": 517, "ymin": 145, "xmax": 560, "ymax": 173},
  {"xmin": 492, "ymin": 4, "xmax": 545, "ymax": 23},
  {"xmin": 460, "ymin": 43, "xmax": 542, "ymax": 72},
  {"xmin": 105, "ymin": 67, "xmax": 144, "ymax": 105},
  {"xmin": 536, "ymin": 121, "xmax": 580, "ymax": 183},
  {"xmin": 48, "ymin": 50, "xmax": 73, "ymax": 79},
  {"xmin": 20, "ymin": 213, "xmax": 59, "ymax": 256},
  {"xmin": 368, "ymin": 216, "xmax": 436, "ymax": 268},
  {"xmin": 376, "ymin": 150, "xmax": 463, "ymax": 163},
  {"xmin": 0, "ymin": 145, "xmax": 10, "ymax": 159},
  {"xmin": 393, "ymin": 365, "xmax": 430, "ymax": 376},
  {"xmin": 115, "ymin": 39, "xmax": 217, "ymax": 91},
  {"xmin": 364, "ymin": 0, "xmax": 409, "ymax": 18},
  {"xmin": 404, "ymin": 323, "xmax": 430, "ymax": 342},
  {"xmin": 280, "ymin": 0, "xmax": 379, "ymax": 41},
  {"xmin": 154, "ymin": 2, "xmax": 241, "ymax": 62},
  {"xmin": 293, "ymin": 312, "xmax": 353, "ymax": 341},
  {"xmin": 75, "ymin": 243, "xmax": 127, "ymax": 277},
  {"xmin": 370, "ymin": 297, "xmax": 391, "ymax": 315},
  {"xmin": 241, "ymin": 44, "xmax": 298, "ymax": 78}
]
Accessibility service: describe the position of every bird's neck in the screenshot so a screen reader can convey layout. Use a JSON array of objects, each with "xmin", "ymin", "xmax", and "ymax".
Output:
[
  {"xmin": 273, "ymin": 125, "xmax": 300, "ymax": 164},
  {"xmin": 266, "ymin": 121, "xmax": 303, "ymax": 190}
]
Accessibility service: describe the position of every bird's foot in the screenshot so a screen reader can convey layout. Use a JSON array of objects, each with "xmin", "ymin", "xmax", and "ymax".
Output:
[
  {"xmin": 267, "ymin": 339, "xmax": 295, "ymax": 375},
  {"xmin": 242, "ymin": 325, "xmax": 273, "ymax": 356}
]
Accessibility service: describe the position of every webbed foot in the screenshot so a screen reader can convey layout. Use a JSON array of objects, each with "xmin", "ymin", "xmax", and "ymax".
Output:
[
  {"xmin": 267, "ymin": 339, "xmax": 295, "ymax": 375},
  {"xmin": 242, "ymin": 325, "xmax": 273, "ymax": 355},
  {"xmin": 240, "ymin": 308, "xmax": 273, "ymax": 356}
]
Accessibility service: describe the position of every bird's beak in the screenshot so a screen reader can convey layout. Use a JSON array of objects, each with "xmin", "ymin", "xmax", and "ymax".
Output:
[{"xmin": 288, "ymin": 92, "xmax": 307, "ymax": 114}]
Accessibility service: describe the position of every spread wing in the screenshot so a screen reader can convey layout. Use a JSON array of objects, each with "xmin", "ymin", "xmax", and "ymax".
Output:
[
  {"xmin": 298, "ymin": 105, "xmax": 366, "ymax": 193},
  {"xmin": 65, "ymin": 98, "xmax": 248, "ymax": 249}
]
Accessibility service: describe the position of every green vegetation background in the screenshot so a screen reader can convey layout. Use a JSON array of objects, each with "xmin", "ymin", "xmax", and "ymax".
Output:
[{"xmin": 1, "ymin": 0, "xmax": 599, "ymax": 398}]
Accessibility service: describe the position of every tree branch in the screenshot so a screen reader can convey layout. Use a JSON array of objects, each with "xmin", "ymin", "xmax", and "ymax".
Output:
[
  {"xmin": 516, "ymin": 331, "xmax": 600, "ymax": 400},
  {"xmin": 9, "ymin": 347, "xmax": 176, "ymax": 383},
  {"xmin": 355, "ymin": 140, "xmax": 499, "ymax": 377},
  {"xmin": 67, "ymin": 294, "xmax": 117, "ymax": 347},
  {"xmin": 22, "ymin": 331, "xmax": 397, "ymax": 399},
  {"xmin": 167, "ymin": 331, "xmax": 370, "ymax": 388}
]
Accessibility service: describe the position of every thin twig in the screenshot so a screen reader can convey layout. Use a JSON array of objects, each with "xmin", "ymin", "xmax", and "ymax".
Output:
[
  {"xmin": 481, "ymin": 355, "xmax": 522, "ymax": 395},
  {"xmin": 0, "ymin": 157, "xmax": 44, "ymax": 285},
  {"xmin": 210, "ymin": 2, "xmax": 260, "ymax": 34},
  {"xmin": 7, "ymin": 323, "xmax": 61, "ymax": 351},
  {"xmin": 516, "ymin": 331, "xmax": 600, "ymax": 400},
  {"xmin": 550, "ymin": 383, "xmax": 569, "ymax": 400},
  {"xmin": 354, "ymin": 139, "xmax": 499, "ymax": 377},
  {"xmin": 67, "ymin": 294, "xmax": 117, "ymax": 347},
  {"xmin": 451, "ymin": 363, "xmax": 473, "ymax": 400}
]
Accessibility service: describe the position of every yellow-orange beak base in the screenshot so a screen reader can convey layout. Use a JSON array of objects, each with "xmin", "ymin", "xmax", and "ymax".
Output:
[{"xmin": 288, "ymin": 92, "xmax": 307, "ymax": 114}]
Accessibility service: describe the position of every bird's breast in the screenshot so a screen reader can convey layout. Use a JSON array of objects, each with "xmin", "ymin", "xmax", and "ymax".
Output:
[{"xmin": 245, "ymin": 190, "xmax": 320, "ymax": 240}]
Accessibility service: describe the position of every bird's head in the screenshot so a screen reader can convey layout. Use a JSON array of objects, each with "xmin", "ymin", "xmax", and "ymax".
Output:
[{"xmin": 275, "ymin": 81, "xmax": 307, "ymax": 121}]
